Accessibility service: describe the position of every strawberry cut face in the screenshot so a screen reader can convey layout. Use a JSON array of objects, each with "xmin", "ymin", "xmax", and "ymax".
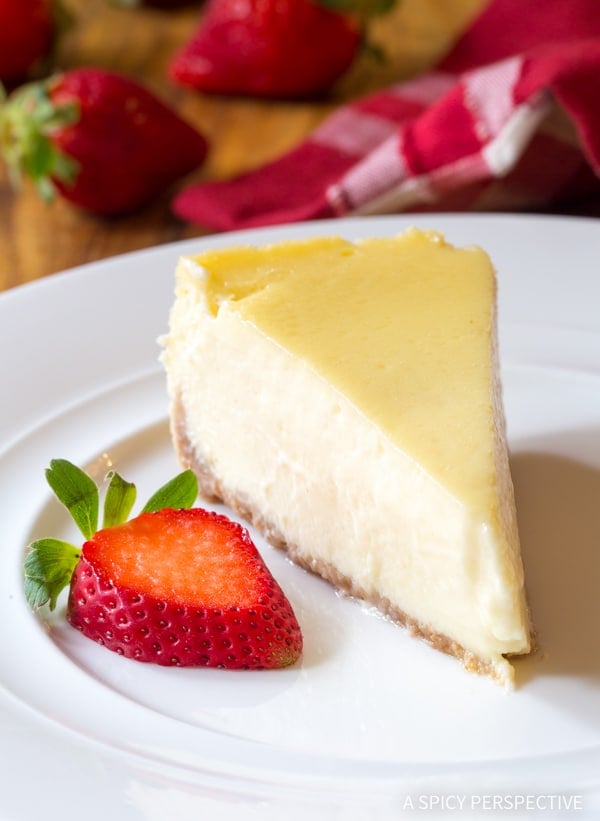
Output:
[
  {"xmin": 67, "ymin": 508, "xmax": 303, "ymax": 668},
  {"xmin": 81, "ymin": 509, "xmax": 269, "ymax": 609}
]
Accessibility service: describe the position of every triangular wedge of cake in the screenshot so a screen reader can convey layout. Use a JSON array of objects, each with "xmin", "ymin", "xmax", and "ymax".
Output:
[{"xmin": 161, "ymin": 228, "xmax": 533, "ymax": 687}]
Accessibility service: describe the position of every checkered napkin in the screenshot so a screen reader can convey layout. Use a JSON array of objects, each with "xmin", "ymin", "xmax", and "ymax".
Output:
[{"xmin": 172, "ymin": 0, "xmax": 600, "ymax": 231}]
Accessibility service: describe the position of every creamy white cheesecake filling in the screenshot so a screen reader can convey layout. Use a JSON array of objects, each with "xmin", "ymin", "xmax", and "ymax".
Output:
[{"xmin": 163, "ymin": 255, "xmax": 531, "ymax": 686}]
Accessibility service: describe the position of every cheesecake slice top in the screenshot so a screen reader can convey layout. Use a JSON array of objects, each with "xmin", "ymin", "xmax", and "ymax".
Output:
[{"xmin": 187, "ymin": 229, "xmax": 501, "ymax": 520}]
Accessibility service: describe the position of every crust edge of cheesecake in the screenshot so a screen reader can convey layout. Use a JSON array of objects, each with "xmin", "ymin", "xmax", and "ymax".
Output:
[{"xmin": 170, "ymin": 392, "xmax": 532, "ymax": 688}]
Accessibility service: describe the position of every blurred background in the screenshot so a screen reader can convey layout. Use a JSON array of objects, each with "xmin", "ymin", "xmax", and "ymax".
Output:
[{"xmin": 1, "ymin": 0, "xmax": 598, "ymax": 289}]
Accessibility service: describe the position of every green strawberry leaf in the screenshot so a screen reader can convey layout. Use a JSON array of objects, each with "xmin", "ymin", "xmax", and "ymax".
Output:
[
  {"xmin": 24, "ymin": 133, "xmax": 53, "ymax": 179},
  {"xmin": 35, "ymin": 175, "xmax": 57, "ymax": 202},
  {"xmin": 141, "ymin": 469, "xmax": 198, "ymax": 513},
  {"xmin": 103, "ymin": 471, "xmax": 137, "ymax": 528},
  {"xmin": 51, "ymin": 149, "xmax": 79, "ymax": 185},
  {"xmin": 24, "ymin": 538, "xmax": 80, "ymax": 611},
  {"xmin": 45, "ymin": 459, "xmax": 99, "ymax": 539},
  {"xmin": 317, "ymin": 0, "xmax": 395, "ymax": 19}
]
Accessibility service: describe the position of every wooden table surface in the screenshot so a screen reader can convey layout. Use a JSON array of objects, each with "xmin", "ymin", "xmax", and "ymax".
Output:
[{"xmin": 0, "ymin": 0, "xmax": 598, "ymax": 292}]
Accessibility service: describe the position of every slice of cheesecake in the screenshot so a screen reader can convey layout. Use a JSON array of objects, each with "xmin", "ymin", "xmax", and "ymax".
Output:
[{"xmin": 161, "ymin": 228, "xmax": 533, "ymax": 687}]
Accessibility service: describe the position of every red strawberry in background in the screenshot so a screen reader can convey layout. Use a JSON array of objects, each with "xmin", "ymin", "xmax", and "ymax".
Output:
[
  {"xmin": 0, "ymin": 68, "xmax": 208, "ymax": 215},
  {"xmin": 169, "ymin": 0, "xmax": 394, "ymax": 99},
  {"xmin": 0, "ymin": 0, "xmax": 57, "ymax": 85},
  {"xmin": 24, "ymin": 460, "xmax": 303, "ymax": 669}
]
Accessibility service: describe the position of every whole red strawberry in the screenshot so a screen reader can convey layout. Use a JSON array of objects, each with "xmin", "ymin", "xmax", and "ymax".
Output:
[
  {"xmin": 169, "ymin": 0, "xmax": 366, "ymax": 98},
  {"xmin": 24, "ymin": 460, "xmax": 303, "ymax": 669},
  {"xmin": 0, "ymin": 0, "xmax": 56, "ymax": 84},
  {"xmin": 0, "ymin": 69, "xmax": 208, "ymax": 215}
]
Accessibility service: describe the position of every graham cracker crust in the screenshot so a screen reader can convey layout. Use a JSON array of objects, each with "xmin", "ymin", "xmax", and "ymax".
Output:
[{"xmin": 170, "ymin": 394, "xmax": 518, "ymax": 686}]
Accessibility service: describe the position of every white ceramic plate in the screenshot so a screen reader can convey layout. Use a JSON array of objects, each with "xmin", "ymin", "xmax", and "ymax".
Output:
[{"xmin": 1, "ymin": 214, "xmax": 599, "ymax": 821}]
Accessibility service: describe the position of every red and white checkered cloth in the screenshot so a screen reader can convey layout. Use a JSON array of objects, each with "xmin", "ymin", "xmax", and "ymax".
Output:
[{"xmin": 172, "ymin": 0, "xmax": 600, "ymax": 231}]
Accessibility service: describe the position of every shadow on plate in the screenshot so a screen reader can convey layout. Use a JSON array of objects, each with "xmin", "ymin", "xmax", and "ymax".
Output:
[{"xmin": 511, "ymin": 440, "xmax": 600, "ymax": 688}]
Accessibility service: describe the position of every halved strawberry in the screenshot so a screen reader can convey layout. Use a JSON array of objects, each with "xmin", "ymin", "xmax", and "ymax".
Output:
[{"xmin": 24, "ymin": 460, "xmax": 303, "ymax": 669}]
